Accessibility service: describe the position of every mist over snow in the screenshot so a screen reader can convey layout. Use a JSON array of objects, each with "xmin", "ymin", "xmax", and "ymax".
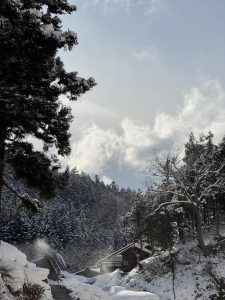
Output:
[{"xmin": 65, "ymin": 79, "xmax": 225, "ymax": 188}]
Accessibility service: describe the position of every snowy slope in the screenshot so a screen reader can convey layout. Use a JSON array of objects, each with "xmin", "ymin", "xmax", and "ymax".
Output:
[{"xmin": 121, "ymin": 237, "xmax": 225, "ymax": 300}]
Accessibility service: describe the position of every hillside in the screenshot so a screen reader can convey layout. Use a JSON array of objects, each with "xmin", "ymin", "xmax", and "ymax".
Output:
[
  {"xmin": 120, "ymin": 229, "xmax": 225, "ymax": 300},
  {"xmin": 0, "ymin": 167, "xmax": 137, "ymax": 271}
]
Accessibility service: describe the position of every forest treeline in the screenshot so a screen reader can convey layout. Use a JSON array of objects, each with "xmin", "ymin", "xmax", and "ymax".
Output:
[
  {"xmin": 1, "ymin": 131, "xmax": 225, "ymax": 270},
  {"xmin": 0, "ymin": 167, "xmax": 138, "ymax": 270}
]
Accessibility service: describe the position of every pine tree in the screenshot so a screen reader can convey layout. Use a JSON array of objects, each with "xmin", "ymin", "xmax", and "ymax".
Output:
[{"xmin": 0, "ymin": 0, "xmax": 96, "ymax": 210}]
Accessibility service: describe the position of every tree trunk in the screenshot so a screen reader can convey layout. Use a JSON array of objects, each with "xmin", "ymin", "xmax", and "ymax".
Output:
[
  {"xmin": 151, "ymin": 239, "xmax": 155, "ymax": 254},
  {"xmin": 0, "ymin": 139, "xmax": 5, "ymax": 212},
  {"xmin": 191, "ymin": 213, "xmax": 195, "ymax": 232},
  {"xmin": 212, "ymin": 199, "xmax": 216, "ymax": 220},
  {"xmin": 177, "ymin": 215, "xmax": 185, "ymax": 242},
  {"xmin": 140, "ymin": 235, "xmax": 143, "ymax": 258},
  {"xmin": 195, "ymin": 205, "xmax": 205, "ymax": 250},
  {"xmin": 216, "ymin": 202, "xmax": 220, "ymax": 236}
]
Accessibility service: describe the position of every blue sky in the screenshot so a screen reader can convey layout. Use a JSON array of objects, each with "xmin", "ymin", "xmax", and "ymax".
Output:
[{"xmin": 59, "ymin": 0, "xmax": 225, "ymax": 188}]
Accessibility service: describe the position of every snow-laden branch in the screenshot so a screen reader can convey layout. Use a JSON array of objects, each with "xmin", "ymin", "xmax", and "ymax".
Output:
[
  {"xmin": 3, "ymin": 179, "xmax": 41, "ymax": 212},
  {"xmin": 145, "ymin": 200, "xmax": 194, "ymax": 220}
]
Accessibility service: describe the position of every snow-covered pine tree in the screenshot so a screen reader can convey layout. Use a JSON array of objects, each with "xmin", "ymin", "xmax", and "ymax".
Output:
[{"xmin": 0, "ymin": 0, "xmax": 96, "ymax": 210}]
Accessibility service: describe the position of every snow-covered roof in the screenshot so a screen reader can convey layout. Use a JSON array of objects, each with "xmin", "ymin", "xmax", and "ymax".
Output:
[
  {"xmin": 89, "ymin": 266, "xmax": 101, "ymax": 273},
  {"xmin": 97, "ymin": 243, "xmax": 151, "ymax": 265},
  {"xmin": 134, "ymin": 243, "xmax": 152, "ymax": 254},
  {"xmin": 75, "ymin": 265, "xmax": 101, "ymax": 276},
  {"xmin": 97, "ymin": 244, "xmax": 133, "ymax": 265}
]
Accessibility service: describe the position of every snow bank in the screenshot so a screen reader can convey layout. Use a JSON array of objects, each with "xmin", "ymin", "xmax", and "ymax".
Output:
[
  {"xmin": 62, "ymin": 278, "xmax": 111, "ymax": 300},
  {"xmin": 61, "ymin": 269, "xmax": 159, "ymax": 300},
  {"xmin": 110, "ymin": 290, "xmax": 159, "ymax": 300},
  {"xmin": 0, "ymin": 241, "xmax": 53, "ymax": 299},
  {"xmin": 0, "ymin": 241, "xmax": 26, "ymax": 266},
  {"xmin": 93, "ymin": 269, "xmax": 122, "ymax": 290},
  {"xmin": 61, "ymin": 270, "xmax": 95, "ymax": 284}
]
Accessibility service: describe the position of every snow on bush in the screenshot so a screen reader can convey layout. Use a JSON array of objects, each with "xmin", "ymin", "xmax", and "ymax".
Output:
[{"xmin": 0, "ymin": 241, "xmax": 53, "ymax": 299}]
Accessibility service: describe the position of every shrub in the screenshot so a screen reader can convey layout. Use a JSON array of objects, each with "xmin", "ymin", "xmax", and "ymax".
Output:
[
  {"xmin": 0, "ymin": 264, "xmax": 13, "ymax": 280},
  {"xmin": 20, "ymin": 282, "xmax": 45, "ymax": 300}
]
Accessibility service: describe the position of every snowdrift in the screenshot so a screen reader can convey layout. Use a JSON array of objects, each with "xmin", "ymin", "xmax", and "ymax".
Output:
[
  {"xmin": 93, "ymin": 269, "xmax": 122, "ymax": 290},
  {"xmin": 110, "ymin": 290, "xmax": 159, "ymax": 300},
  {"xmin": 60, "ymin": 269, "xmax": 159, "ymax": 300},
  {"xmin": 0, "ymin": 241, "xmax": 53, "ymax": 300},
  {"xmin": 62, "ymin": 277, "xmax": 111, "ymax": 300}
]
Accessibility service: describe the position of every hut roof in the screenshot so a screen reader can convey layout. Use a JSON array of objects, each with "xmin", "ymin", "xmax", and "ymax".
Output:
[{"xmin": 97, "ymin": 243, "xmax": 151, "ymax": 265}]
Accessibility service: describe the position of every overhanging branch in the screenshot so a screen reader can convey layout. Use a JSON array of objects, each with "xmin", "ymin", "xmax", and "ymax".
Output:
[{"xmin": 3, "ymin": 179, "xmax": 41, "ymax": 212}]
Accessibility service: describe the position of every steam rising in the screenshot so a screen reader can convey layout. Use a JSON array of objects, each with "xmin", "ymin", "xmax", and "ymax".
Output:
[{"xmin": 34, "ymin": 238, "xmax": 51, "ymax": 255}]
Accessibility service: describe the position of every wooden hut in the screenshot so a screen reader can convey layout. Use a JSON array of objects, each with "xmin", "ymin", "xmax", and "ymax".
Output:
[{"xmin": 97, "ymin": 243, "xmax": 151, "ymax": 274}]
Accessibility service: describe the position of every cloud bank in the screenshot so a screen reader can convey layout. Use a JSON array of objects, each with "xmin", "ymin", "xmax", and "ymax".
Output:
[{"xmin": 67, "ymin": 79, "xmax": 225, "ymax": 187}]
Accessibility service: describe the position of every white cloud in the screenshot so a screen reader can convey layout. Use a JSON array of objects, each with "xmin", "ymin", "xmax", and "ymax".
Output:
[
  {"xmin": 85, "ymin": 0, "xmax": 133, "ymax": 13},
  {"xmin": 70, "ymin": 99, "xmax": 118, "ymax": 130},
  {"xmin": 68, "ymin": 123, "xmax": 121, "ymax": 174},
  {"xmin": 68, "ymin": 119, "xmax": 152, "ymax": 174},
  {"xmin": 83, "ymin": 0, "xmax": 167, "ymax": 15},
  {"xmin": 66, "ymin": 79, "xmax": 225, "ymax": 187},
  {"xmin": 153, "ymin": 79, "xmax": 225, "ymax": 143},
  {"xmin": 132, "ymin": 46, "xmax": 160, "ymax": 63},
  {"xmin": 101, "ymin": 175, "xmax": 113, "ymax": 185},
  {"xmin": 143, "ymin": 0, "xmax": 167, "ymax": 16},
  {"xmin": 121, "ymin": 119, "xmax": 152, "ymax": 168}
]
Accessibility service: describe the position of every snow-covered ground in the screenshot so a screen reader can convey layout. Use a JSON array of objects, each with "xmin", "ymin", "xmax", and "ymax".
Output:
[
  {"xmin": 110, "ymin": 290, "xmax": 159, "ymax": 300},
  {"xmin": 0, "ymin": 241, "xmax": 158, "ymax": 300},
  {"xmin": 5, "ymin": 235, "xmax": 225, "ymax": 300},
  {"xmin": 59, "ymin": 269, "xmax": 159, "ymax": 300},
  {"xmin": 61, "ymin": 277, "xmax": 111, "ymax": 300},
  {"xmin": 120, "ymin": 232, "xmax": 225, "ymax": 300}
]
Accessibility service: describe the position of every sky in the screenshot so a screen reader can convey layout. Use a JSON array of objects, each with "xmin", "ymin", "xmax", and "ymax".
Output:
[{"xmin": 59, "ymin": 0, "xmax": 225, "ymax": 189}]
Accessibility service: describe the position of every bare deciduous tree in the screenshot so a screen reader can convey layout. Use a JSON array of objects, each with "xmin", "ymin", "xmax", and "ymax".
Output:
[{"xmin": 145, "ymin": 135, "xmax": 225, "ymax": 250}]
